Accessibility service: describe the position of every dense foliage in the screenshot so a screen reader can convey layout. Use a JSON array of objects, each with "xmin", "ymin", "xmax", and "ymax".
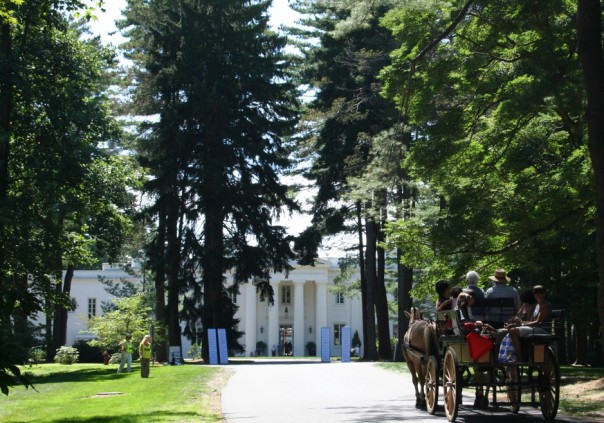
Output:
[
  {"xmin": 292, "ymin": 0, "xmax": 603, "ymax": 361},
  {"xmin": 0, "ymin": 0, "xmax": 138, "ymax": 394}
]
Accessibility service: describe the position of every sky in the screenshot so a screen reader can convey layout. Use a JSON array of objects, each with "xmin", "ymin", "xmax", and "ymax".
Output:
[
  {"xmin": 89, "ymin": 0, "xmax": 300, "ymax": 45},
  {"xmin": 86, "ymin": 1, "xmax": 351, "ymax": 258}
]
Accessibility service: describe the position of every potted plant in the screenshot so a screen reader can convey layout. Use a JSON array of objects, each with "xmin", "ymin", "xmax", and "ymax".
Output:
[
  {"xmin": 306, "ymin": 341, "xmax": 316, "ymax": 356},
  {"xmin": 351, "ymin": 330, "xmax": 362, "ymax": 356},
  {"xmin": 256, "ymin": 340, "xmax": 267, "ymax": 356}
]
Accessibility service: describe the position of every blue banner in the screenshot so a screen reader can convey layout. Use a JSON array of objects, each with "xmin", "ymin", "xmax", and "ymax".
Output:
[
  {"xmin": 321, "ymin": 326, "xmax": 330, "ymax": 363},
  {"xmin": 217, "ymin": 328, "xmax": 228, "ymax": 364},
  {"xmin": 341, "ymin": 326, "xmax": 351, "ymax": 362},
  {"xmin": 207, "ymin": 328, "xmax": 218, "ymax": 365}
]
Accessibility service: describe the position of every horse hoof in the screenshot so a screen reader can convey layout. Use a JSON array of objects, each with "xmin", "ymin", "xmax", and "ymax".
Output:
[{"xmin": 473, "ymin": 396, "xmax": 489, "ymax": 409}]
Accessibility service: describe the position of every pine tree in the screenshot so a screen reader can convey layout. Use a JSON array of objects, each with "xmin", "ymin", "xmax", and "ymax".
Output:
[
  {"xmin": 122, "ymin": 0, "xmax": 299, "ymax": 359},
  {"xmin": 290, "ymin": 0, "xmax": 404, "ymax": 360}
]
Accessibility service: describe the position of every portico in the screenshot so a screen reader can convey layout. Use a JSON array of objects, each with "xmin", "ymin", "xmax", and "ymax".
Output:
[{"xmin": 237, "ymin": 260, "xmax": 361, "ymax": 357}]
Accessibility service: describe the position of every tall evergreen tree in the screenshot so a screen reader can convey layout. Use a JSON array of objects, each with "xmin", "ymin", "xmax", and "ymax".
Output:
[
  {"xmin": 291, "ymin": 0, "xmax": 405, "ymax": 360},
  {"xmin": 577, "ymin": 0, "xmax": 604, "ymax": 354},
  {"xmin": 121, "ymin": 0, "xmax": 299, "ymax": 360}
]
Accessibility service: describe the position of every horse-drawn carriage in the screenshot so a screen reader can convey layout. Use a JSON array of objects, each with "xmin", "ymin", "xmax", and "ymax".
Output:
[{"xmin": 403, "ymin": 298, "xmax": 562, "ymax": 422}]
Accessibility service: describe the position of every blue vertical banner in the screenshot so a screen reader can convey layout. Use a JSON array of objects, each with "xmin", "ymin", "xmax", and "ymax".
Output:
[
  {"xmin": 320, "ymin": 326, "xmax": 331, "ymax": 363},
  {"xmin": 207, "ymin": 328, "xmax": 218, "ymax": 365},
  {"xmin": 217, "ymin": 328, "xmax": 229, "ymax": 364},
  {"xmin": 341, "ymin": 326, "xmax": 351, "ymax": 363}
]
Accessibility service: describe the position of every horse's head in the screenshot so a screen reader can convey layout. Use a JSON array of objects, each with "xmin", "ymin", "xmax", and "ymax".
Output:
[{"xmin": 405, "ymin": 306, "xmax": 422, "ymax": 324}]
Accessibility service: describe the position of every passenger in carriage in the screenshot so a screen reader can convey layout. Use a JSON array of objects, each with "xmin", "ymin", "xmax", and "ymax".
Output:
[
  {"xmin": 456, "ymin": 289, "xmax": 478, "ymax": 322},
  {"xmin": 506, "ymin": 285, "xmax": 552, "ymax": 359},
  {"xmin": 465, "ymin": 270, "xmax": 485, "ymax": 320},
  {"xmin": 435, "ymin": 280, "xmax": 453, "ymax": 311},
  {"xmin": 465, "ymin": 270, "xmax": 485, "ymax": 298},
  {"xmin": 485, "ymin": 268, "xmax": 520, "ymax": 325},
  {"xmin": 507, "ymin": 288, "xmax": 537, "ymax": 326}
]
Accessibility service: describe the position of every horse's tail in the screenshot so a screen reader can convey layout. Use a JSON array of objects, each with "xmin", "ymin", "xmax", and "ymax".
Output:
[{"xmin": 424, "ymin": 324, "xmax": 440, "ymax": 360}]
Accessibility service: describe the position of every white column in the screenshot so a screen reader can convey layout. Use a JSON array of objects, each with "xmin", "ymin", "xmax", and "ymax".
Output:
[
  {"xmin": 244, "ymin": 284, "xmax": 257, "ymax": 356},
  {"xmin": 293, "ymin": 282, "xmax": 305, "ymax": 356},
  {"xmin": 268, "ymin": 282, "xmax": 280, "ymax": 356},
  {"xmin": 315, "ymin": 282, "xmax": 328, "ymax": 348}
]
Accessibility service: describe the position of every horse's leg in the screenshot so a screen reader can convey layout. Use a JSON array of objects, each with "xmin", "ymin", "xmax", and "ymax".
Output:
[
  {"xmin": 404, "ymin": 350, "xmax": 422, "ymax": 407},
  {"xmin": 416, "ymin": 360, "xmax": 427, "ymax": 409},
  {"xmin": 473, "ymin": 370, "xmax": 489, "ymax": 408}
]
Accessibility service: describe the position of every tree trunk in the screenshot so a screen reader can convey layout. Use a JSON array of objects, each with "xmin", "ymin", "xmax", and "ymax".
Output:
[
  {"xmin": 577, "ymin": 0, "xmax": 604, "ymax": 352},
  {"xmin": 166, "ymin": 191, "xmax": 181, "ymax": 348},
  {"xmin": 0, "ymin": 23, "xmax": 11, "ymax": 204},
  {"xmin": 45, "ymin": 310, "xmax": 53, "ymax": 361},
  {"xmin": 13, "ymin": 275, "xmax": 30, "ymax": 363},
  {"xmin": 364, "ymin": 206, "xmax": 378, "ymax": 360},
  {"xmin": 202, "ymin": 200, "xmax": 225, "ymax": 361},
  {"xmin": 153, "ymin": 210, "xmax": 168, "ymax": 362},
  {"xmin": 58, "ymin": 264, "xmax": 74, "ymax": 347},
  {"xmin": 574, "ymin": 323, "xmax": 588, "ymax": 365},
  {"xmin": 356, "ymin": 201, "xmax": 368, "ymax": 356},
  {"xmin": 376, "ymin": 203, "xmax": 391, "ymax": 360}
]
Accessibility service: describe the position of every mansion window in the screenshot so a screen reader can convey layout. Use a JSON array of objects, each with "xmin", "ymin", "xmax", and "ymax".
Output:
[
  {"xmin": 88, "ymin": 298, "xmax": 97, "ymax": 320},
  {"xmin": 281, "ymin": 285, "xmax": 291, "ymax": 304},
  {"xmin": 334, "ymin": 323, "xmax": 345, "ymax": 346},
  {"xmin": 335, "ymin": 292, "xmax": 345, "ymax": 304}
]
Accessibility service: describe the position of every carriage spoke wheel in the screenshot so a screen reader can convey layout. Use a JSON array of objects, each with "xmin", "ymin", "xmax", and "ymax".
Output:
[
  {"xmin": 539, "ymin": 347, "xmax": 560, "ymax": 421},
  {"xmin": 425, "ymin": 355, "xmax": 439, "ymax": 414},
  {"xmin": 443, "ymin": 348, "xmax": 460, "ymax": 422},
  {"xmin": 506, "ymin": 366, "xmax": 520, "ymax": 413}
]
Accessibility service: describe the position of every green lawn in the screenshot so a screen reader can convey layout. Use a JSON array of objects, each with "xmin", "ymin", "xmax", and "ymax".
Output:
[
  {"xmin": 4, "ymin": 360, "xmax": 602, "ymax": 422},
  {"xmin": 0, "ymin": 363, "xmax": 226, "ymax": 423}
]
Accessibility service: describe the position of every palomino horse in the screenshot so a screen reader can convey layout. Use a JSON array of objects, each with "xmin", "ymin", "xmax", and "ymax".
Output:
[{"xmin": 402, "ymin": 307, "xmax": 439, "ymax": 409}]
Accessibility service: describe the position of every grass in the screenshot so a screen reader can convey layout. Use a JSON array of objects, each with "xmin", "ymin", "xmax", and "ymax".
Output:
[
  {"xmin": 3, "ymin": 359, "xmax": 602, "ymax": 422},
  {"xmin": 559, "ymin": 364, "xmax": 604, "ymax": 419},
  {"xmin": 0, "ymin": 362, "xmax": 226, "ymax": 423}
]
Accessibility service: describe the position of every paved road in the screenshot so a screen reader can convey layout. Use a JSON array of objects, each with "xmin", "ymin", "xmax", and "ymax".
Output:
[{"xmin": 221, "ymin": 359, "xmax": 600, "ymax": 423}]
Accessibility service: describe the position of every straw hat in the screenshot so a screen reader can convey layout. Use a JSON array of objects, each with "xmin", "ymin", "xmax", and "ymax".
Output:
[{"xmin": 489, "ymin": 269, "xmax": 510, "ymax": 283}]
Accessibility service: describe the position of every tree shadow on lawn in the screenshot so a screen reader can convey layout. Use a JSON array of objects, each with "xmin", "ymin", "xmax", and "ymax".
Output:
[
  {"xmin": 41, "ymin": 410, "xmax": 222, "ymax": 423},
  {"xmin": 23, "ymin": 366, "xmax": 130, "ymax": 385}
]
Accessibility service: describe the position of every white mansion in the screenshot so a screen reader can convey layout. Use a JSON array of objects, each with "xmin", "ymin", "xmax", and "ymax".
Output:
[{"xmin": 56, "ymin": 259, "xmax": 370, "ymax": 358}]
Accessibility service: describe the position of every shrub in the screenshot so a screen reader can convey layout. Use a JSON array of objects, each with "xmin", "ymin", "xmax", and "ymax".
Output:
[
  {"xmin": 352, "ymin": 330, "xmax": 362, "ymax": 348},
  {"xmin": 306, "ymin": 341, "xmax": 316, "ymax": 356},
  {"xmin": 72, "ymin": 340, "xmax": 104, "ymax": 363},
  {"xmin": 109, "ymin": 352, "xmax": 122, "ymax": 364},
  {"xmin": 29, "ymin": 347, "xmax": 46, "ymax": 364},
  {"xmin": 188, "ymin": 342, "xmax": 202, "ymax": 359},
  {"xmin": 256, "ymin": 340, "xmax": 267, "ymax": 355},
  {"xmin": 54, "ymin": 346, "xmax": 79, "ymax": 365}
]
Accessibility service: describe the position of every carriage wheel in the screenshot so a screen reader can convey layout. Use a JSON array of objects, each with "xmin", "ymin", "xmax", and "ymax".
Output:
[
  {"xmin": 506, "ymin": 366, "xmax": 520, "ymax": 413},
  {"xmin": 443, "ymin": 348, "xmax": 460, "ymax": 422},
  {"xmin": 539, "ymin": 347, "xmax": 560, "ymax": 421},
  {"xmin": 425, "ymin": 355, "xmax": 439, "ymax": 414}
]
